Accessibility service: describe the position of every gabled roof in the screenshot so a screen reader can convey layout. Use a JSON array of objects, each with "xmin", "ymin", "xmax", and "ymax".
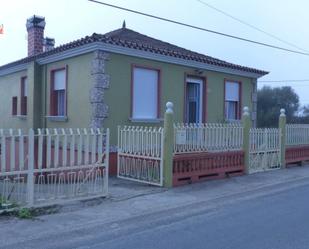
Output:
[{"xmin": 0, "ymin": 27, "xmax": 268, "ymax": 76}]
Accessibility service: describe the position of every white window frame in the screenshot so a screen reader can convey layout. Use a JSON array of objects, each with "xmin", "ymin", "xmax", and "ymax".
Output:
[
  {"xmin": 186, "ymin": 77, "xmax": 203, "ymax": 123},
  {"xmin": 225, "ymin": 80, "xmax": 241, "ymax": 121},
  {"xmin": 51, "ymin": 68, "xmax": 67, "ymax": 117}
]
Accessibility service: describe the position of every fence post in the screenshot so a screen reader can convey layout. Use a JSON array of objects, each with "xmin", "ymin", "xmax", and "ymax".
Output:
[
  {"xmin": 104, "ymin": 128, "xmax": 110, "ymax": 195},
  {"xmin": 163, "ymin": 102, "xmax": 174, "ymax": 188},
  {"xmin": 242, "ymin": 106, "xmax": 251, "ymax": 174},
  {"xmin": 279, "ymin": 108, "xmax": 286, "ymax": 168},
  {"xmin": 27, "ymin": 129, "xmax": 35, "ymax": 207}
]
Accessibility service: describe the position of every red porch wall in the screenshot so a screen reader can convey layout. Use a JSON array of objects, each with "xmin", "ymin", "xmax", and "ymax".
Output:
[
  {"xmin": 173, "ymin": 150, "xmax": 245, "ymax": 187},
  {"xmin": 286, "ymin": 145, "xmax": 309, "ymax": 166}
]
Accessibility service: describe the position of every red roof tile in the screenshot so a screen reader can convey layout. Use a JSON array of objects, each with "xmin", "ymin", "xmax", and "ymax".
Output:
[{"xmin": 0, "ymin": 27, "xmax": 268, "ymax": 75}]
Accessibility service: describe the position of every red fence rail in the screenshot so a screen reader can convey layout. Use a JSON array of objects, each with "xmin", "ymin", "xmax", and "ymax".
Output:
[{"xmin": 173, "ymin": 150, "xmax": 245, "ymax": 186}]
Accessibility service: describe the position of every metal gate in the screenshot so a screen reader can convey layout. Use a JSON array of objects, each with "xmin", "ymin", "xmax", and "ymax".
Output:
[
  {"xmin": 249, "ymin": 128, "xmax": 281, "ymax": 173},
  {"xmin": 117, "ymin": 126, "xmax": 164, "ymax": 186},
  {"xmin": 0, "ymin": 128, "xmax": 109, "ymax": 208}
]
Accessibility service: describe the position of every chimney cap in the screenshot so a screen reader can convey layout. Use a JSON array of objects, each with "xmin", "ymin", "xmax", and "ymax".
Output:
[
  {"xmin": 43, "ymin": 37, "xmax": 55, "ymax": 46},
  {"xmin": 26, "ymin": 15, "xmax": 46, "ymax": 30}
]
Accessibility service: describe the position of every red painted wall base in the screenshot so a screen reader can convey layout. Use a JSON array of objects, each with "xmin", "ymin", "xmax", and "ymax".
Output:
[
  {"xmin": 286, "ymin": 146, "xmax": 309, "ymax": 167},
  {"xmin": 109, "ymin": 152, "xmax": 117, "ymax": 176},
  {"xmin": 173, "ymin": 151, "xmax": 245, "ymax": 187}
]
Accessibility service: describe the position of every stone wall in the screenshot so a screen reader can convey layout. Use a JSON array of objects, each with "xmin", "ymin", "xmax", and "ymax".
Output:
[{"xmin": 90, "ymin": 50, "xmax": 110, "ymax": 128}]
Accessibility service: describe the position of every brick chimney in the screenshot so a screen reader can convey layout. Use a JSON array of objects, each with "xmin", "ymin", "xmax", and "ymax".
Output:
[
  {"xmin": 26, "ymin": 15, "xmax": 46, "ymax": 56},
  {"xmin": 43, "ymin": 37, "xmax": 55, "ymax": 52}
]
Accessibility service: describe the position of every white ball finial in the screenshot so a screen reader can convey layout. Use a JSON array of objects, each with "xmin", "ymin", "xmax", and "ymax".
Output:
[
  {"xmin": 280, "ymin": 108, "xmax": 286, "ymax": 117},
  {"xmin": 243, "ymin": 106, "xmax": 249, "ymax": 116},
  {"xmin": 166, "ymin": 102, "xmax": 174, "ymax": 114}
]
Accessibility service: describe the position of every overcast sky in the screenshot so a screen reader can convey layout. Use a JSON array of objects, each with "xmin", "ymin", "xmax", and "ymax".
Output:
[{"xmin": 1, "ymin": 0, "xmax": 309, "ymax": 105}]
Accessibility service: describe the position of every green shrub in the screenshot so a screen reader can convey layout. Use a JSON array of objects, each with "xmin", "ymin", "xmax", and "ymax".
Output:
[{"xmin": 17, "ymin": 208, "xmax": 32, "ymax": 219}]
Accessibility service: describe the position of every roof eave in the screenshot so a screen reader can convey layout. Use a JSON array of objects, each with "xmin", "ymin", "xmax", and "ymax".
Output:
[{"xmin": 0, "ymin": 41, "xmax": 268, "ymax": 79}]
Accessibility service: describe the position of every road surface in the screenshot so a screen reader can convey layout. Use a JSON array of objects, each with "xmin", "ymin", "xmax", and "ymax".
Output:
[{"xmin": 3, "ymin": 178, "xmax": 309, "ymax": 249}]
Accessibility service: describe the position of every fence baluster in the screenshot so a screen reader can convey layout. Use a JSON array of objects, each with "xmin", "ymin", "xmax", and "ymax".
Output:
[
  {"xmin": 54, "ymin": 129, "xmax": 59, "ymax": 168},
  {"xmin": 70, "ymin": 129, "xmax": 75, "ymax": 166},
  {"xmin": 37, "ymin": 129, "xmax": 43, "ymax": 170},
  {"xmin": 9, "ymin": 129, "xmax": 15, "ymax": 172},
  {"xmin": 62, "ymin": 128, "xmax": 67, "ymax": 167},
  {"xmin": 1, "ymin": 130, "xmax": 6, "ymax": 172}
]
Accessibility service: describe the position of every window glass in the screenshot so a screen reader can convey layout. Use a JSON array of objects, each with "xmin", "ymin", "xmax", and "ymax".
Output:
[
  {"xmin": 51, "ymin": 69, "xmax": 66, "ymax": 116},
  {"xmin": 225, "ymin": 81, "xmax": 240, "ymax": 120}
]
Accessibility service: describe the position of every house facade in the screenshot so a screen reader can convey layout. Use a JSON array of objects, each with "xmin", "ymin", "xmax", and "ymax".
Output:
[{"xmin": 0, "ymin": 16, "xmax": 268, "ymax": 146}]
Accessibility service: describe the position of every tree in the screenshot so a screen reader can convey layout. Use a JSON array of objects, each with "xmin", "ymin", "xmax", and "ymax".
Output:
[
  {"xmin": 257, "ymin": 86, "xmax": 299, "ymax": 127},
  {"xmin": 301, "ymin": 104, "xmax": 309, "ymax": 116}
]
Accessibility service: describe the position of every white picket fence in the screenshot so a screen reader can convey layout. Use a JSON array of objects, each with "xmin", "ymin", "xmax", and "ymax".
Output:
[
  {"xmin": 117, "ymin": 126, "xmax": 164, "ymax": 186},
  {"xmin": 286, "ymin": 124, "xmax": 309, "ymax": 146},
  {"xmin": 249, "ymin": 128, "xmax": 281, "ymax": 173},
  {"xmin": 174, "ymin": 123, "xmax": 243, "ymax": 153},
  {"xmin": 0, "ymin": 128, "xmax": 109, "ymax": 208}
]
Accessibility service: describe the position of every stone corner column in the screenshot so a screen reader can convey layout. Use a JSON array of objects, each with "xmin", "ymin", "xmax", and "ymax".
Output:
[{"xmin": 89, "ymin": 50, "xmax": 110, "ymax": 129}]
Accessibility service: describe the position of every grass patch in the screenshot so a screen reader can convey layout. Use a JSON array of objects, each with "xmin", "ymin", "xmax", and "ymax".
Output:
[{"xmin": 17, "ymin": 208, "xmax": 33, "ymax": 219}]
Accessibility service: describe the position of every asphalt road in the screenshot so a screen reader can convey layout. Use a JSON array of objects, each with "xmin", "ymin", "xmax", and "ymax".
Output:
[
  {"xmin": 83, "ymin": 183, "xmax": 309, "ymax": 249},
  {"xmin": 6, "ymin": 180, "xmax": 309, "ymax": 249}
]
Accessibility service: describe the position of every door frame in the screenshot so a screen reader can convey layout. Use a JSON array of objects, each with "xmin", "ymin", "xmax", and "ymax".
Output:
[{"xmin": 183, "ymin": 74, "xmax": 207, "ymax": 123}]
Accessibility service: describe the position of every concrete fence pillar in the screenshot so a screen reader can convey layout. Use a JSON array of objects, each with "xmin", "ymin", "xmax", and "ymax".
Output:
[
  {"xmin": 242, "ymin": 106, "xmax": 251, "ymax": 174},
  {"xmin": 27, "ymin": 129, "xmax": 35, "ymax": 207},
  {"xmin": 279, "ymin": 108, "xmax": 286, "ymax": 169},
  {"xmin": 163, "ymin": 102, "xmax": 174, "ymax": 188}
]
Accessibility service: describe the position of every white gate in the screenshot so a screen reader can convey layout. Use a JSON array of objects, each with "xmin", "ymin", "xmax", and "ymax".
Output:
[
  {"xmin": 117, "ymin": 126, "xmax": 164, "ymax": 186},
  {"xmin": 249, "ymin": 128, "xmax": 281, "ymax": 173},
  {"xmin": 0, "ymin": 128, "xmax": 109, "ymax": 208}
]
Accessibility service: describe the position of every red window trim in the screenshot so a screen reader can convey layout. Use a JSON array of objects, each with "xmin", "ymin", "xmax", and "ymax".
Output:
[
  {"xmin": 130, "ymin": 64, "xmax": 161, "ymax": 119},
  {"xmin": 183, "ymin": 73, "xmax": 207, "ymax": 123},
  {"xmin": 224, "ymin": 79, "xmax": 242, "ymax": 120},
  {"xmin": 20, "ymin": 76, "xmax": 27, "ymax": 115},
  {"xmin": 50, "ymin": 65, "xmax": 68, "ymax": 116}
]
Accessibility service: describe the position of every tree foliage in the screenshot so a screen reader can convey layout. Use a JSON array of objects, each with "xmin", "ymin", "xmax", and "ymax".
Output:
[{"xmin": 257, "ymin": 86, "xmax": 299, "ymax": 127}]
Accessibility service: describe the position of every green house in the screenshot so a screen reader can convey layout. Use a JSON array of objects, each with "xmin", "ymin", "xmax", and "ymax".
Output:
[{"xmin": 0, "ymin": 16, "xmax": 268, "ymax": 146}]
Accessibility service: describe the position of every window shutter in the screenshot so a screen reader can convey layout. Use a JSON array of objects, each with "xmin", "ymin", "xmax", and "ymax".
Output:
[
  {"xmin": 132, "ymin": 67, "xmax": 158, "ymax": 119},
  {"xmin": 23, "ymin": 77, "xmax": 28, "ymax": 97},
  {"xmin": 20, "ymin": 77, "xmax": 27, "ymax": 115},
  {"xmin": 225, "ymin": 82, "xmax": 239, "ymax": 101},
  {"xmin": 12, "ymin": 96, "xmax": 17, "ymax": 115},
  {"xmin": 50, "ymin": 69, "xmax": 66, "ymax": 116},
  {"xmin": 50, "ymin": 73, "xmax": 57, "ymax": 115},
  {"xmin": 54, "ymin": 70, "xmax": 66, "ymax": 90},
  {"xmin": 21, "ymin": 97, "xmax": 27, "ymax": 115}
]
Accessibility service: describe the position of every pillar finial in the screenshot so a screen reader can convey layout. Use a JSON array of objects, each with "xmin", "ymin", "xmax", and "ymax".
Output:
[
  {"xmin": 166, "ymin": 102, "xmax": 174, "ymax": 114},
  {"xmin": 280, "ymin": 108, "xmax": 286, "ymax": 117},
  {"xmin": 243, "ymin": 106, "xmax": 250, "ymax": 116}
]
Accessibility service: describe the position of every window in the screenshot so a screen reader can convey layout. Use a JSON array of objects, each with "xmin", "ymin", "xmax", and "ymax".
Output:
[
  {"xmin": 186, "ymin": 78, "xmax": 203, "ymax": 123},
  {"xmin": 20, "ymin": 76, "xmax": 27, "ymax": 115},
  {"xmin": 50, "ymin": 68, "xmax": 67, "ymax": 116},
  {"xmin": 132, "ymin": 67, "xmax": 159, "ymax": 119},
  {"xmin": 12, "ymin": 96, "xmax": 17, "ymax": 116},
  {"xmin": 225, "ymin": 81, "xmax": 241, "ymax": 120}
]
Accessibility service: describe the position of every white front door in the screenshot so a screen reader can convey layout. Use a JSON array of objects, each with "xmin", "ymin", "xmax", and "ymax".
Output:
[{"xmin": 186, "ymin": 78, "xmax": 203, "ymax": 123}]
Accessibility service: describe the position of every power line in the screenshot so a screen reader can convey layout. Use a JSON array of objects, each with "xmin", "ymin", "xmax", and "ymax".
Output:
[
  {"xmin": 261, "ymin": 80, "xmax": 309, "ymax": 83},
  {"xmin": 259, "ymin": 82, "xmax": 309, "ymax": 87},
  {"xmin": 88, "ymin": 0, "xmax": 309, "ymax": 57},
  {"xmin": 196, "ymin": 0, "xmax": 309, "ymax": 53},
  {"xmin": 260, "ymin": 84, "xmax": 309, "ymax": 88}
]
